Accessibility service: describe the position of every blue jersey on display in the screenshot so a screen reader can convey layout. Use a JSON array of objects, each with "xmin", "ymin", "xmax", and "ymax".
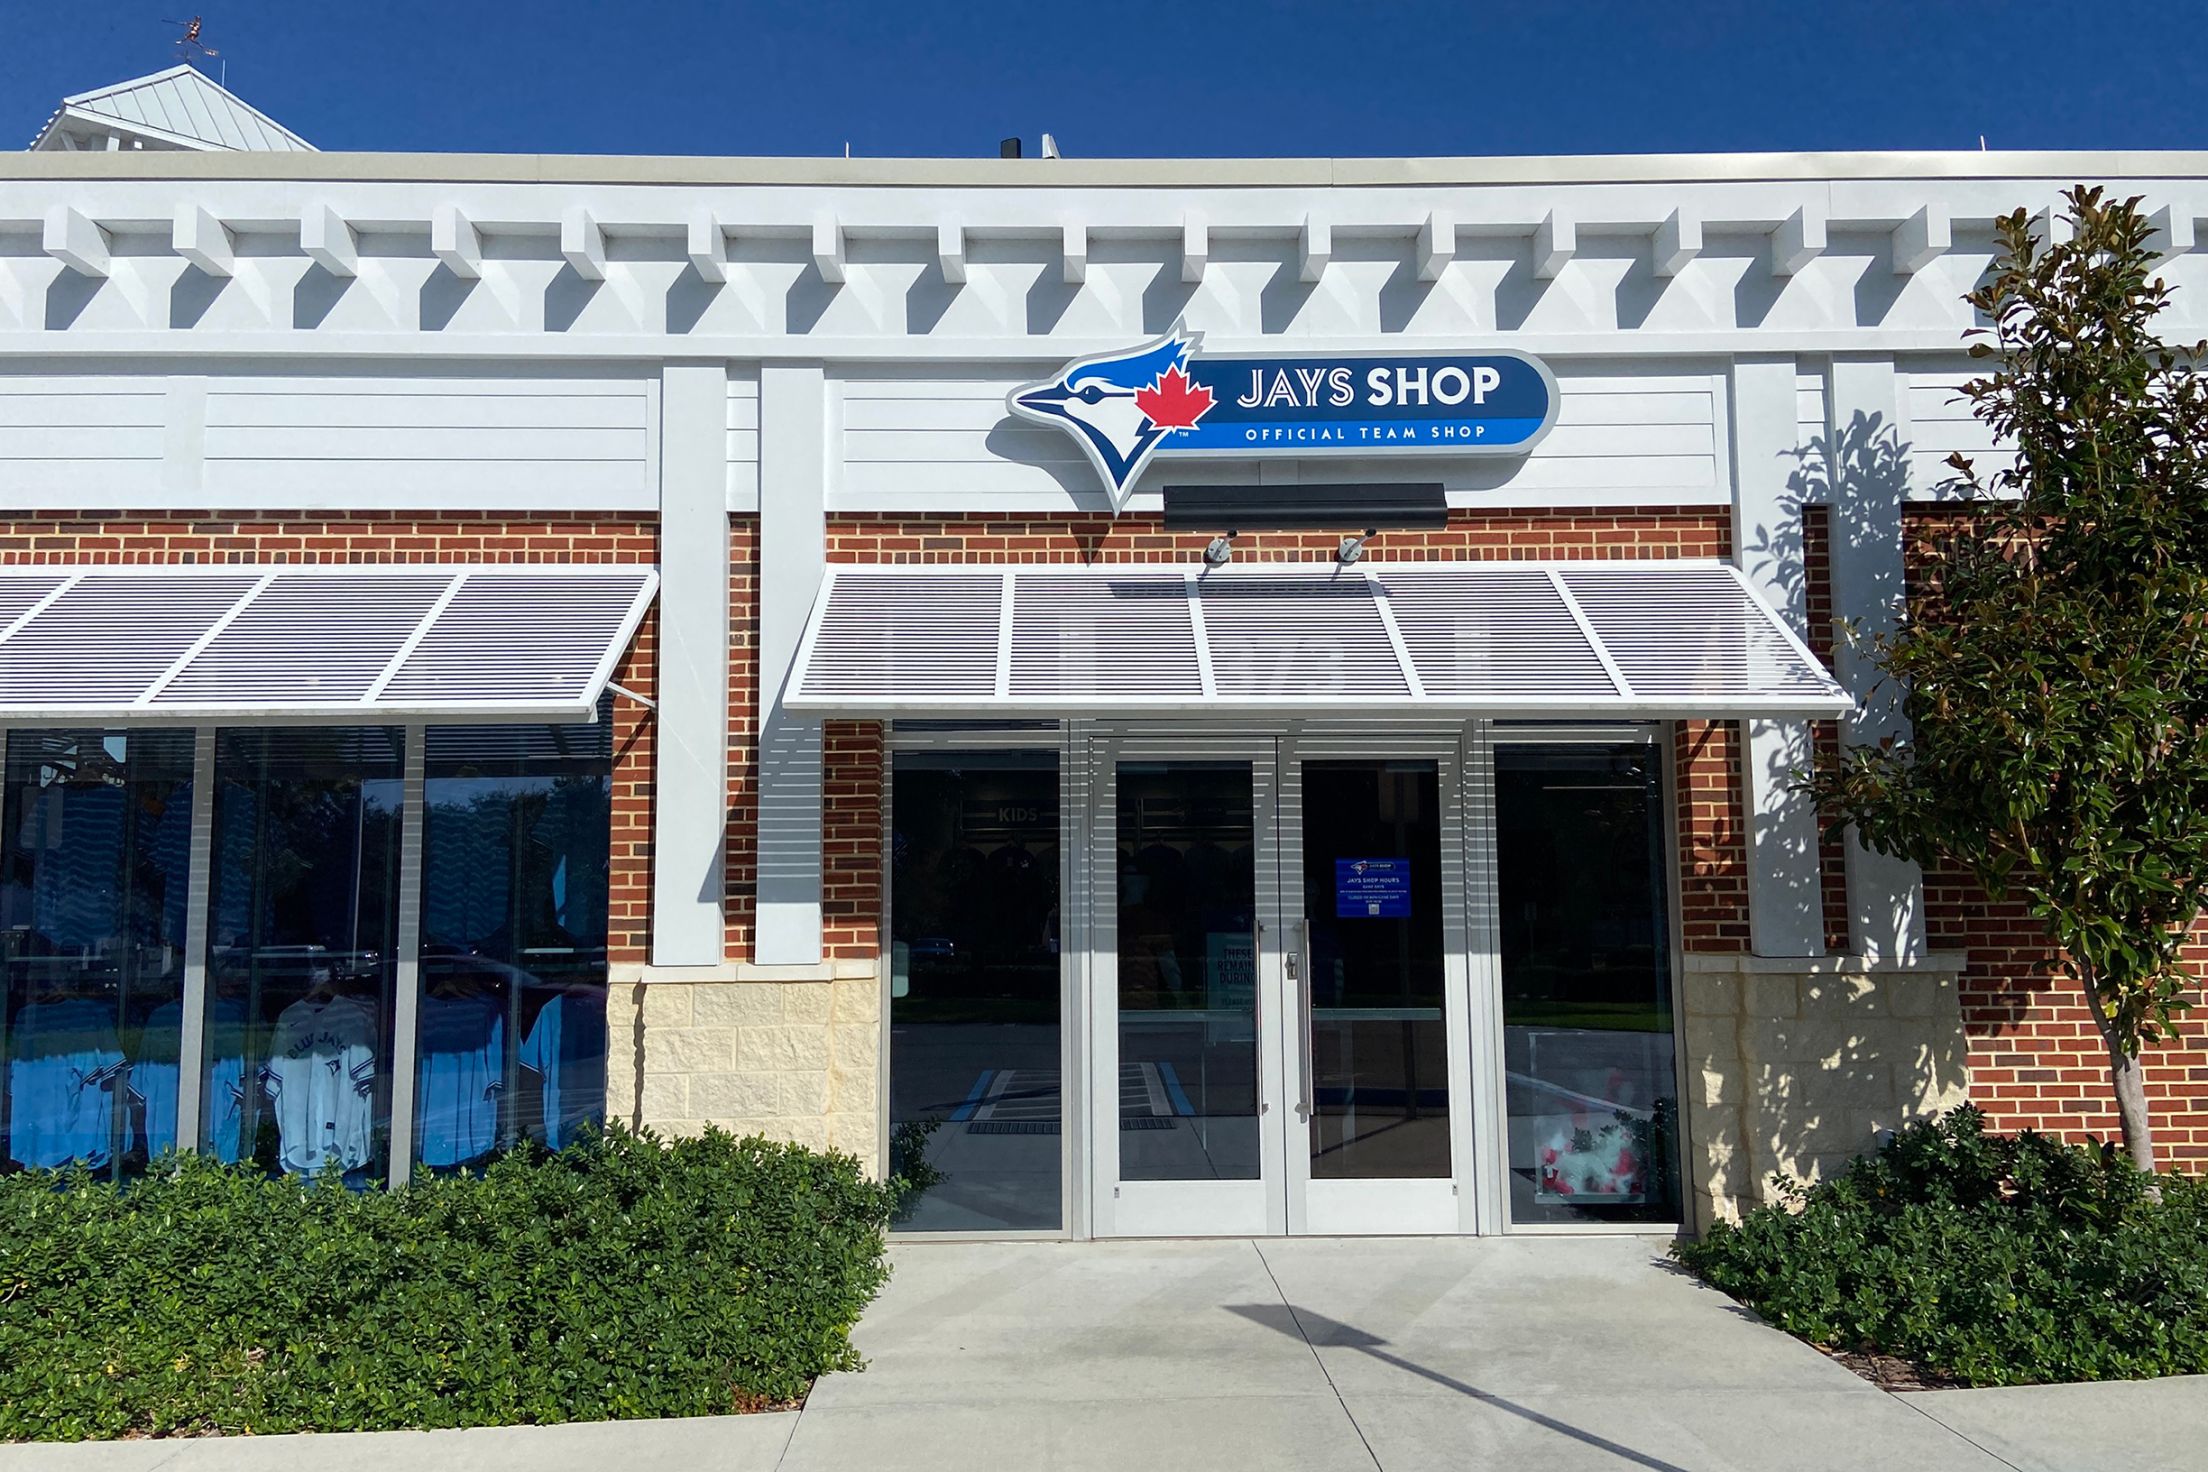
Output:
[
  {"xmin": 416, "ymin": 990, "xmax": 504, "ymax": 1168},
  {"xmin": 199, "ymin": 995, "xmax": 250, "ymax": 1163},
  {"xmin": 132, "ymin": 999, "xmax": 184, "ymax": 1158},
  {"xmin": 7, "ymin": 998, "xmax": 125, "ymax": 1169},
  {"xmin": 520, "ymin": 990, "xmax": 605, "ymax": 1150},
  {"xmin": 132, "ymin": 995, "xmax": 247, "ymax": 1161}
]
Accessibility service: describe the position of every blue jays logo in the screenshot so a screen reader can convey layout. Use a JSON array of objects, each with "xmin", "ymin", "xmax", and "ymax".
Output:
[{"xmin": 1007, "ymin": 331, "xmax": 1216, "ymax": 510}]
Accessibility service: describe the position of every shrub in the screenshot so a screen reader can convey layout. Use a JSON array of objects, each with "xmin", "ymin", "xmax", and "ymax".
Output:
[
  {"xmin": 0, "ymin": 1125, "xmax": 900, "ymax": 1441},
  {"xmin": 1673, "ymin": 1107, "xmax": 2208, "ymax": 1385}
]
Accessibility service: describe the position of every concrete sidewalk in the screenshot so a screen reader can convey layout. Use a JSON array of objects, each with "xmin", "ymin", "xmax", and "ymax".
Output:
[{"xmin": 3, "ymin": 1237, "xmax": 2202, "ymax": 1471}]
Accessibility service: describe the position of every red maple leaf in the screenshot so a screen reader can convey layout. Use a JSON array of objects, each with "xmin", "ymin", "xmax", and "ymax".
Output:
[{"xmin": 1135, "ymin": 365, "xmax": 1215, "ymax": 430}]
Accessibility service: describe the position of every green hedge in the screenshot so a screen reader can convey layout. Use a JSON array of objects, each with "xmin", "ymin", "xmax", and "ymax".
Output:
[
  {"xmin": 1673, "ymin": 1107, "xmax": 2208, "ymax": 1385},
  {"xmin": 0, "ymin": 1126, "xmax": 900, "ymax": 1441}
]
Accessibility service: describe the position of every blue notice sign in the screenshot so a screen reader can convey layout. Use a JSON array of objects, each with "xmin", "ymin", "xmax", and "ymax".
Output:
[{"xmin": 1335, "ymin": 857, "xmax": 1411, "ymax": 919}]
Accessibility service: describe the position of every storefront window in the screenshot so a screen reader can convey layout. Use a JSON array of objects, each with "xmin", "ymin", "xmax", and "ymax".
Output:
[
  {"xmin": 1495, "ymin": 742, "xmax": 1681, "ymax": 1225},
  {"xmin": 417, "ymin": 719, "xmax": 611, "ymax": 1171},
  {"xmin": 206, "ymin": 728, "xmax": 403, "ymax": 1183},
  {"xmin": 888, "ymin": 751, "xmax": 1061, "ymax": 1231},
  {"xmin": 0, "ymin": 730, "xmax": 195, "ymax": 1178}
]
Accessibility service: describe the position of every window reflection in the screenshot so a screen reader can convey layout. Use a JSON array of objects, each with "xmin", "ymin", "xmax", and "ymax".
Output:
[
  {"xmin": 206, "ymin": 729, "xmax": 402, "ymax": 1183},
  {"xmin": 889, "ymin": 753, "xmax": 1061, "ymax": 1231},
  {"xmin": 418, "ymin": 719, "xmax": 611, "ymax": 1171},
  {"xmin": 1496, "ymin": 743, "xmax": 1680, "ymax": 1225},
  {"xmin": 1116, "ymin": 762, "xmax": 1259, "ymax": 1183},
  {"xmin": 0, "ymin": 730, "xmax": 194, "ymax": 1178}
]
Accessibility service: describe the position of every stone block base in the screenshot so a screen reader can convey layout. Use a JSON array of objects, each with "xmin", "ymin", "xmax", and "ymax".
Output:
[
  {"xmin": 1679, "ymin": 952, "xmax": 1970, "ymax": 1232},
  {"xmin": 604, "ymin": 963, "xmax": 881, "ymax": 1169}
]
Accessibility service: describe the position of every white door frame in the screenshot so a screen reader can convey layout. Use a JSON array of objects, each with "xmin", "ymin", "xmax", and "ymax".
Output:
[
  {"xmin": 1086, "ymin": 726, "xmax": 1479, "ymax": 1237},
  {"xmin": 1087, "ymin": 732, "xmax": 1288, "ymax": 1237},
  {"xmin": 1279, "ymin": 731, "xmax": 1475, "ymax": 1236}
]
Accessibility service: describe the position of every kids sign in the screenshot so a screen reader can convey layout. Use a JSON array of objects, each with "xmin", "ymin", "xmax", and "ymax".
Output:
[{"xmin": 1008, "ymin": 331, "xmax": 1556, "ymax": 509}]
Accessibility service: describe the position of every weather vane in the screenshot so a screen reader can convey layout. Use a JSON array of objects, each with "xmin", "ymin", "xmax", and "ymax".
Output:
[{"xmin": 167, "ymin": 16, "xmax": 220, "ymax": 64}]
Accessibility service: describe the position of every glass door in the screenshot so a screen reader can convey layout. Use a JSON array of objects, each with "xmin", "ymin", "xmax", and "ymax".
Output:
[
  {"xmin": 1089, "ymin": 734, "xmax": 1472, "ymax": 1237},
  {"xmin": 1091, "ymin": 738, "xmax": 1286, "ymax": 1236},
  {"xmin": 1278, "ymin": 738, "xmax": 1472, "ymax": 1235}
]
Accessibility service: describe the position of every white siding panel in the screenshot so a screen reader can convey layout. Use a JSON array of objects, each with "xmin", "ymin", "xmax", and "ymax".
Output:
[
  {"xmin": 203, "ymin": 460, "xmax": 650, "ymax": 506},
  {"xmin": 727, "ymin": 374, "xmax": 760, "ymax": 509},
  {"xmin": 839, "ymin": 453, "xmax": 1719, "ymax": 506},
  {"xmin": 0, "ymin": 378, "xmax": 167, "ymax": 504},
  {"xmin": 200, "ymin": 376, "xmax": 654, "ymax": 510},
  {"xmin": 835, "ymin": 366, "xmax": 1719, "ymax": 510},
  {"xmin": 204, "ymin": 426, "xmax": 642, "ymax": 462},
  {"xmin": 0, "ymin": 461, "xmax": 167, "ymax": 500},
  {"xmin": 0, "ymin": 393, "xmax": 168, "ymax": 430},
  {"xmin": 1554, "ymin": 390, "xmax": 1713, "ymax": 427},
  {"xmin": 0, "ymin": 431, "xmax": 165, "ymax": 461},
  {"xmin": 1906, "ymin": 369, "xmax": 2013, "ymax": 497},
  {"xmin": 205, "ymin": 393, "xmax": 644, "ymax": 431},
  {"xmin": 0, "ymin": 381, "xmax": 166, "ymax": 497},
  {"xmin": 846, "ymin": 428, "xmax": 1084, "ymax": 465},
  {"xmin": 1796, "ymin": 373, "xmax": 1827, "ymax": 438}
]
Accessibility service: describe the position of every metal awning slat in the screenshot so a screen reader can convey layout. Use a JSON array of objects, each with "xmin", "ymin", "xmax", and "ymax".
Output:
[
  {"xmin": 0, "ymin": 564, "xmax": 658, "ymax": 725},
  {"xmin": 785, "ymin": 559, "xmax": 1850, "ymax": 720}
]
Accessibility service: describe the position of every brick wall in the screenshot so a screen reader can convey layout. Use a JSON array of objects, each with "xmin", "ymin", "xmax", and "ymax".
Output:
[
  {"xmin": 1900, "ymin": 507, "xmax": 2208, "ymax": 1164},
  {"xmin": 822, "ymin": 720, "xmax": 884, "ymax": 960},
  {"xmin": 1675, "ymin": 719, "xmax": 1749, "ymax": 953},
  {"xmin": 825, "ymin": 506, "xmax": 1730, "ymax": 564},
  {"xmin": 605, "ymin": 606, "xmax": 656, "ymax": 966},
  {"xmin": 725, "ymin": 516, "xmax": 761, "ymax": 961},
  {"xmin": 0, "ymin": 509, "xmax": 661, "ymax": 964},
  {"xmin": 0, "ymin": 511, "xmax": 656, "ymax": 566},
  {"xmin": 1801, "ymin": 505, "xmax": 1851, "ymax": 953}
]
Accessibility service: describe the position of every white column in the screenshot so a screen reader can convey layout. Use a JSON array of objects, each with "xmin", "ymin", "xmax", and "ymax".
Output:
[
  {"xmin": 387, "ymin": 725, "xmax": 427, "ymax": 1187},
  {"xmin": 1827, "ymin": 355, "xmax": 1927, "ymax": 963},
  {"xmin": 173, "ymin": 727, "xmax": 217, "ymax": 1151},
  {"xmin": 652, "ymin": 362, "xmax": 733, "ymax": 966},
  {"xmin": 1729, "ymin": 356, "xmax": 1824, "ymax": 957},
  {"xmin": 755, "ymin": 362, "xmax": 829, "ymax": 964}
]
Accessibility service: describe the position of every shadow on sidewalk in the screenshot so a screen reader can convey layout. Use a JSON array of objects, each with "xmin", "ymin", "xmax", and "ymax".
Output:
[{"xmin": 1225, "ymin": 1302, "xmax": 1692, "ymax": 1472}]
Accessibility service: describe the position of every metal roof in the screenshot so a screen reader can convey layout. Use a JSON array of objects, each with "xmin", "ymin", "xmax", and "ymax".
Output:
[
  {"xmin": 29, "ymin": 65, "xmax": 314, "ymax": 153},
  {"xmin": 786, "ymin": 560, "xmax": 1848, "ymax": 720},
  {"xmin": 0, "ymin": 565, "xmax": 654, "ymax": 724}
]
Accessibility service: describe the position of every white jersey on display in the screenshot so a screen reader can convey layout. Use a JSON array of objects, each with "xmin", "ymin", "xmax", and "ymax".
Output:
[{"xmin": 262, "ymin": 994, "xmax": 380, "ymax": 1175}]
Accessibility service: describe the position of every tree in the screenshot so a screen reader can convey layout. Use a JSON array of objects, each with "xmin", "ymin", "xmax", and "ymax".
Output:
[{"xmin": 1812, "ymin": 187, "xmax": 2208, "ymax": 1173}]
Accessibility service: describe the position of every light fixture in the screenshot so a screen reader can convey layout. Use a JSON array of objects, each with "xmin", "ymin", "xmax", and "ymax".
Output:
[
  {"xmin": 1336, "ymin": 529, "xmax": 1377, "ymax": 565},
  {"xmin": 1203, "ymin": 531, "xmax": 1237, "ymax": 567}
]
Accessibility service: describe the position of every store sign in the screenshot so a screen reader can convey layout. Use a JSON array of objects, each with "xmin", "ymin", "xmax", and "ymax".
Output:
[
  {"xmin": 1336, "ymin": 857, "xmax": 1412, "ymax": 919},
  {"xmin": 1008, "ymin": 331, "xmax": 1556, "ymax": 510}
]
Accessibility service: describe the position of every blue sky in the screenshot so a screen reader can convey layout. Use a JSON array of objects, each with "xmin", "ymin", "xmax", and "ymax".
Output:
[{"xmin": 9, "ymin": 2, "xmax": 2200, "ymax": 158}]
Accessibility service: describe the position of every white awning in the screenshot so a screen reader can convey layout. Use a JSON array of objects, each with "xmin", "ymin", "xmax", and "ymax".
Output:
[
  {"xmin": 0, "ymin": 565, "xmax": 657, "ymax": 725},
  {"xmin": 786, "ymin": 561, "xmax": 1848, "ymax": 720}
]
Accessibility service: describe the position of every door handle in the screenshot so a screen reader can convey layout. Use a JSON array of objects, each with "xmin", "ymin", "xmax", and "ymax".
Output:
[
  {"xmin": 1252, "ymin": 919, "xmax": 1267, "ymax": 1115},
  {"xmin": 1294, "ymin": 919, "xmax": 1315, "ymax": 1122}
]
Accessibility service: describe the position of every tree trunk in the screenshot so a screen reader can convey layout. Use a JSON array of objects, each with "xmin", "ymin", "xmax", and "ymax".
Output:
[{"xmin": 2086, "ymin": 990, "xmax": 2160, "ymax": 1174}]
